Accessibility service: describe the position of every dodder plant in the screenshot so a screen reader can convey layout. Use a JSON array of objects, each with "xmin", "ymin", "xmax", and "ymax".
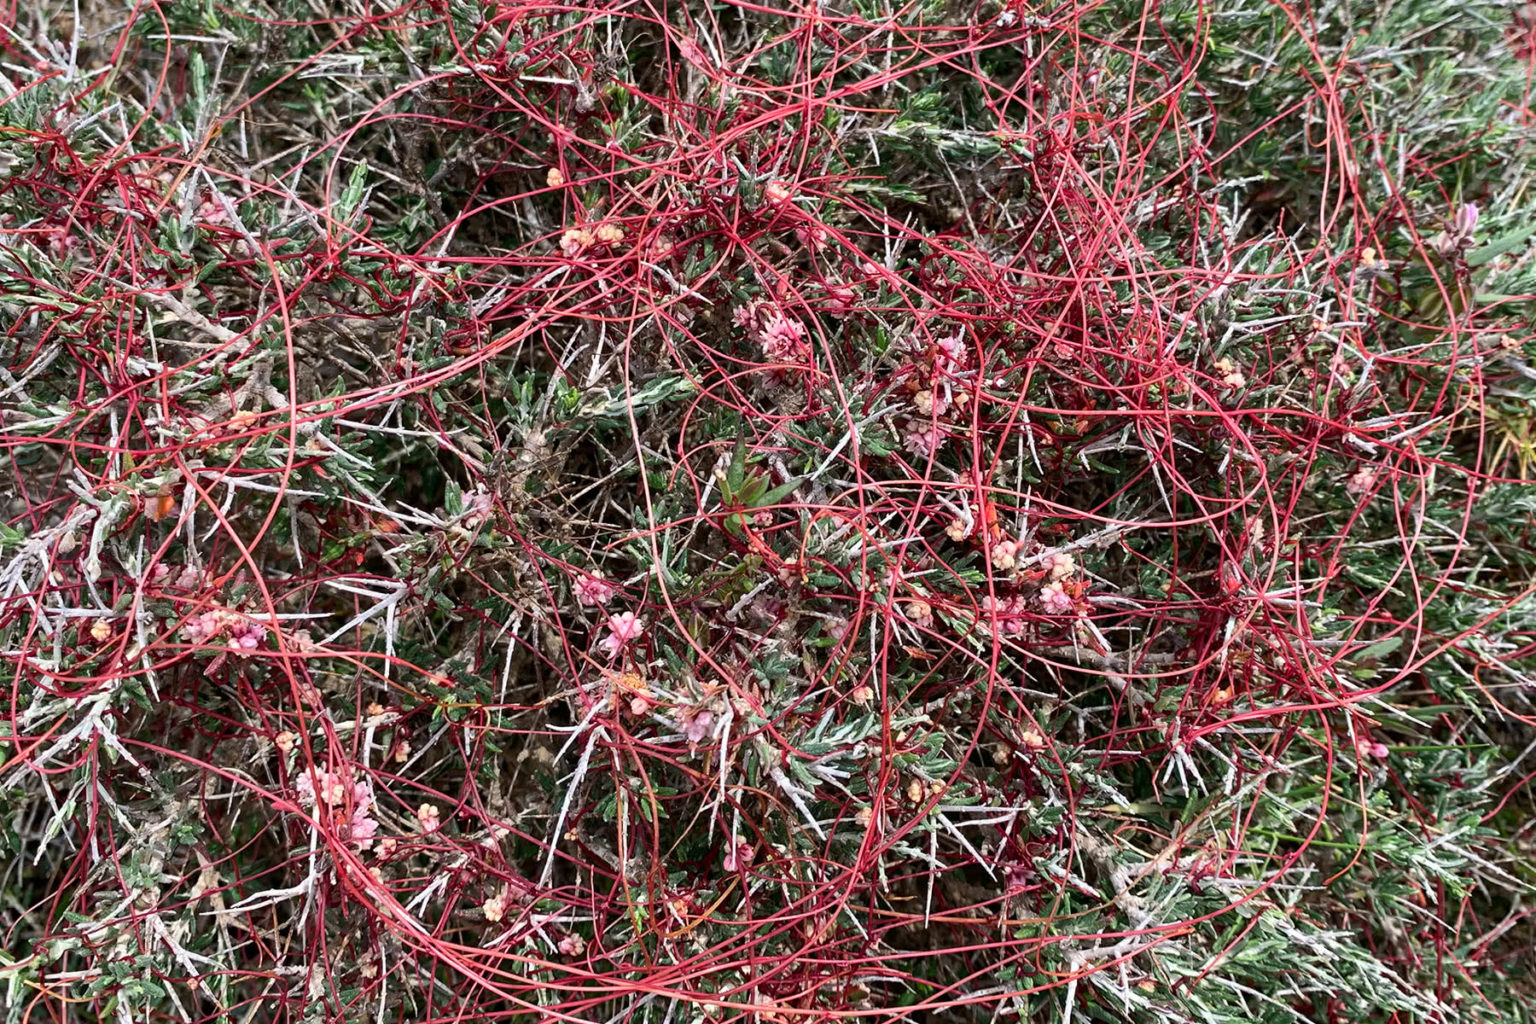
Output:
[{"xmin": 3, "ymin": 1, "xmax": 1536, "ymax": 1022}]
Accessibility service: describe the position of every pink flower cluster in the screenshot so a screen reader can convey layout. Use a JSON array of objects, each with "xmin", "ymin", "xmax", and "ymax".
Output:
[
  {"xmin": 1043, "ymin": 551, "xmax": 1075, "ymax": 581},
  {"xmin": 980, "ymin": 595, "xmax": 1030, "ymax": 636},
  {"xmin": 912, "ymin": 388, "xmax": 950, "ymax": 417},
  {"xmin": 825, "ymin": 282, "xmax": 856, "ymax": 316},
  {"xmin": 575, "ymin": 573, "xmax": 616, "ymax": 607},
  {"xmin": 182, "ymin": 607, "xmax": 267, "ymax": 652},
  {"xmin": 979, "ymin": 583, "xmax": 1082, "ymax": 633},
  {"xmin": 903, "ymin": 599, "xmax": 934, "ymax": 629},
  {"xmin": 676, "ymin": 703, "xmax": 716, "ymax": 745},
  {"xmin": 899, "ymin": 334, "xmax": 970, "ymax": 455},
  {"xmin": 733, "ymin": 300, "xmax": 810, "ymax": 363},
  {"xmin": 722, "ymin": 840, "xmax": 755, "ymax": 871},
  {"xmin": 461, "ymin": 486, "xmax": 495, "ymax": 525},
  {"xmin": 1038, "ymin": 580, "xmax": 1076, "ymax": 615},
  {"xmin": 794, "ymin": 222, "xmax": 828, "ymax": 252},
  {"xmin": 1355, "ymin": 737, "xmax": 1390, "ymax": 761},
  {"xmin": 991, "ymin": 538, "xmax": 1021, "ymax": 570},
  {"xmin": 295, "ymin": 769, "xmax": 379, "ymax": 850},
  {"xmin": 934, "ymin": 333, "xmax": 968, "ymax": 369},
  {"xmin": 196, "ymin": 197, "xmax": 232, "ymax": 227},
  {"xmin": 904, "ymin": 422, "xmax": 945, "ymax": 456},
  {"xmin": 601, "ymin": 611, "xmax": 644, "ymax": 658},
  {"xmin": 1431, "ymin": 202, "xmax": 1478, "ymax": 258},
  {"xmin": 1345, "ymin": 466, "xmax": 1378, "ymax": 497},
  {"xmin": 560, "ymin": 221, "xmax": 625, "ymax": 258},
  {"xmin": 43, "ymin": 227, "xmax": 78, "ymax": 260},
  {"xmin": 151, "ymin": 563, "xmax": 205, "ymax": 589}
]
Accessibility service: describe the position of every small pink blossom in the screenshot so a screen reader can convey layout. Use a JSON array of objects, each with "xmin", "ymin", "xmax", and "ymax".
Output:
[
  {"xmin": 1044, "ymin": 551, "xmax": 1075, "ymax": 581},
  {"xmin": 560, "ymin": 227, "xmax": 594, "ymax": 257},
  {"xmin": 1346, "ymin": 466, "xmax": 1378, "ymax": 496},
  {"xmin": 981, "ymin": 595, "xmax": 1026, "ymax": 636},
  {"xmin": 1454, "ymin": 202, "xmax": 1479, "ymax": 236},
  {"xmin": 991, "ymin": 539, "xmax": 1020, "ymax": 571},
  {"xmin": 904, "ymin": 599, "xmax": 934, "ymax": 629},
  {"xmin": 416, "ymin": 803, "xmax": 441, "ymax": 833},
  {"xmin": 294, "ymin": 771, "xmax": 316, "ymax": 805},
  {"xmin": 182, "ymin": 610, "xmax": 222, "ymax": 644},
  {"xmin": 462, "ymin": 486, "xmax": 494, "ymax": 525},
  {"xmin": 295, "ymin": 770, "xmax": 378, "ymax": 850},
  {"xmin": 229, "ymin": 620, "xmax": 267, "ymax": 651},
  {"xmin": 935, "ymin": 334, "xmax": 968, "ymax": 368},
  {"xmin": 722, "ymin": 840, "xmax": 755, "ymax": 871},
  {"xmin": 758, "ymin": 312, "xmax": 809, "ymax": 362},
  {"xmin": 575, "ymin": 573, "xmax": 616, "ymax": 607},
  {"xmin": 181, "ymin": 607, "xmax": 266, "ymax": 654},
  {"xmin": 601, "ymin": 612, "xmax": 644, "ymax": 658},
  {"xmin": 43, "ymin": 227, "xmax": 78, "ymax": 259},
  {"xmin": 295, "ymin": 771, "xmax": 370, "ymax": 810},
  {"xmin": 645, "ymin": 232, "xmax": 676, "ymax": 259},
  {"xmin": 557, "ymin": 933, "xmax": 586, "ymax": 956},
  {"xmin": 1213, "ymin": 357, "xmax": 1246, "ymax": 389},
  {"xmin": 912, "ymin": 389, "xmax": 950, "ymax": 417},
  {"xmin": 1038, "ymin": 580, "xmax": 1075, "ymax": 615},
  {"xmin": 196, "ymin": 198, "xmax": 231, "ymax": 227},
  {"xmin": 904, "ymin": 422, "xmax": 945, "ymax": 456},
  {"xmin": 825, "ymin": 283, "xmax": 856, "ymax": 316},
  {"xmin": 735, "ymin": 299, "xmax": 810, "ymax": 363},
  {"xmin": 1355, "ymin": 738, "xmax": 1390, "ymax": 761},
  {"xmin": 344, "ymin": 808, "xmax": 379, "ymax": 851},
  {"xmin": 482, "ymin": 892, "xmax": 507, "ymax": 922},
  {"xmin": 795, "ymin": 222, "xmax": 828, "ymax": 251},
  {"xmin": 1432, "ymin": 203, "xmax": 1479, "ymax": 257},
  {"xmin": 677, "ymin": 705, "xmax": 716, "ymax": 745}
]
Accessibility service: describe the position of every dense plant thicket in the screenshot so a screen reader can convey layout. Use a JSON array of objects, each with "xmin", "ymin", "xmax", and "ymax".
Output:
[{"xmin": 5, "ymin": 1, "xmax": 1536, "ymax": 1022}]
